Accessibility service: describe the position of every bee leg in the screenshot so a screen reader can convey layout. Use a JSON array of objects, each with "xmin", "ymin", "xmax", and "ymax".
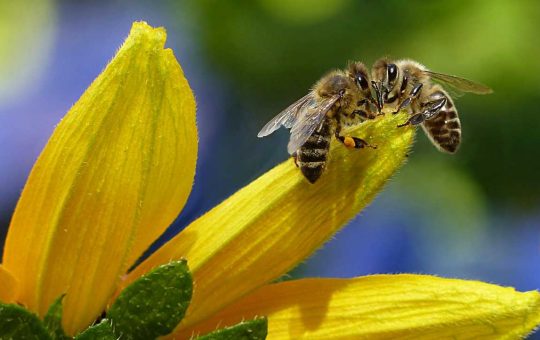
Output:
[
  {"xmin": 393, "ymin": 83, "xmax": 423, "ymax": 114},
  {"xmin": 361, "ymin": 95, "xmax": 384, "ymax": 117},
  {"xmin": 292, "ymin": 152, "xmax": 299, "ymax": 167},
  {"xmin": 336, "ymin": 134, "xmax": 377, "ymax": 149},
  {"xmin": 397, "ymin": 97, "xmax": 447, "ymax": 127},
  {"xmin": 354, "ymin": 100, "xmax": 377, "ymax": 120},
  {"xmin": 350, "ymin": 136, "xmax": 377, "ymax": 149},
  {"xmin": 397, "ymin": 113, "xmax": 425, "ymax": 127},
  {"xmin": 371, "ymin": 80, "xmax": 385, "ymax": 114},
  {"xmin": 352, "ymin": 109, "xmax": 376, "ymax": 120},
  {"xmin": 334, "ymin": 118, "xmax": 352, "ymax": 148},
  {"xmin": 335, "ymin": 116, "xmax": 377, "ymax": 149}
]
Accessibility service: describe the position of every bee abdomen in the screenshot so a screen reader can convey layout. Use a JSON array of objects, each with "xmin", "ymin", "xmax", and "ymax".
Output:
[
  {"xmin": 424, "ymin": 108, "xmax": 461, "ymax": 153},
  {"xmin": 297, "ymin": 130, "xmax": 331, "ymax": 183},
  {"xmin": 299, "ymin": 146, "xmax": 328, "ymax": 162}
]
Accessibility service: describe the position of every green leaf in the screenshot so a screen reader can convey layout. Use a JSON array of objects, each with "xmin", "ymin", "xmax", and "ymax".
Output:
[
  {"xmin": 74, "ymin": 319, "xmax": 115, "ymax": 340},
  {"xmin": 197, "ymin": 318, "xmax": 268, "ymax": 340},
  {"xmin": 44, "ymin": 294, "xmax": 69, "ymax": 340},
  {"xmin": 107, "ymin": 260, "xmax": 192, "ymax": 340},
  {"xmin": 0, "ymin": 303, "xmax": 51, "ymax": 340}
]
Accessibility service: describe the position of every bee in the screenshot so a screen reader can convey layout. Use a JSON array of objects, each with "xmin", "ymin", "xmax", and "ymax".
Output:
[
  {"xmin": 370, "ymin": 58, "xmax": 492, "ymax": 153},
  {"xmin": 257, "ymin": 62, "xmax": 378, "ymax": 183}
]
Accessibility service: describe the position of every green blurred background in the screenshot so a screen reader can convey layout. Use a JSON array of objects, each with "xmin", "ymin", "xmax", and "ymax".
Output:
[{"xmin": 1, "ymin": 0, "xmax": 539, "ymax": 329}]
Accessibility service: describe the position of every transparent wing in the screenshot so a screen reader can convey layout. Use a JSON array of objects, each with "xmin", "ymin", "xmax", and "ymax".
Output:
[
  {"xmin": 257, "ymin": 93, "xmax": 313, "ymax": 137},
  {"xmin": 287, "ymin": 95, "xmax": 339, "ymax": 154},
  {"xmin": 423, "ymin": 70, "xmax": 493, "ymax": 95}
]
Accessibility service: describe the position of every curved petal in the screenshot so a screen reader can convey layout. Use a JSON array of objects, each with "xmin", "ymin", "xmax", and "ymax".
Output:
[
  {"xmin": 125, "ymin": 112, "xmax": 414, "ymax": 330},
  {"xmin": 0, "ymin": 265, "xmax": 18, "ymax": 303},
  {"xmin": 174, "ymin": 274, "xmax": 540, "ymax": 339},
  {"xmin": 3, "ymin": 21, "xmax": 197, "ymax": 335}
]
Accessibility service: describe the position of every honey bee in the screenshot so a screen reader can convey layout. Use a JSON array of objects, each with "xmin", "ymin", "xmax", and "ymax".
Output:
[
  {"xmin": 370, "ymin": 58, "xmax": 492, "ymax": 153},
  {"xmin": 257, "ymin": 62, "xmax": 378, "ymax": 183}
]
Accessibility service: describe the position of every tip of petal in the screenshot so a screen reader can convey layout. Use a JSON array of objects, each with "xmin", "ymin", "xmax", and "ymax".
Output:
[
  {"xmin": 174, "ymin": 274, "xmax": 540, "ymax": 339},
  {"xmin": 3, "ymin": 20, "xmax": 197, "ymax": 335},
  {"xmin": 126, "ymin": 21, "xmax": 167, "ymax": 50}
]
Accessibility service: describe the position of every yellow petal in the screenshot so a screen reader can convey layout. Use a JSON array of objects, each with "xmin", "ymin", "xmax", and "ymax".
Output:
[
  {"xmin": 3, "ymin": 21, "xmax": 197, "ymax": 334},
  {"xmin": 174, "ymin": 274, "xmax": 540, "ymax": 339},
  {"xmin": 125, "ymin": 112, "xmax": 414, "ymax": 330},
  {"xmin": 0, "ymin": 265, "xmax": 18, "ymax": 303}
]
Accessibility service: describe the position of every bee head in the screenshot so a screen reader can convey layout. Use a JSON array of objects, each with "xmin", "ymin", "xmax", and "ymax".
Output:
[
  {"xmin": 386, "ymin": 63, "xmax": 398, "ymax": 88},
  {"xmin": 318, "ymin": 74, "xmax": 350, "ymax": 98},
  {"xmin": 347, "ymin": 61, "xmax": 371, "ymax": 94},
  {"xmin": 371, "ymin": 58, "xmax": 399, "ymax": 112}
]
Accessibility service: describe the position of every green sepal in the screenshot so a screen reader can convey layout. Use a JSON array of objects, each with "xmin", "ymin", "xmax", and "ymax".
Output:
[
  {"xmin": 44, "ymin": 294, "xmax": 70, "ymax": 340},
  {"xmin": 107, "ymin": 259, "xmax": 193, "ymax": 340},
  {"xmin": 74, "ymin": 319, "xmax": 115, "ymax": 340},
  {"xmin": 196, "ymin": 317, "xmax": 268, "ymax": 340},
  {"xmin": 0, "ymin": 303, "xmax": 51, "ymax": 340}
]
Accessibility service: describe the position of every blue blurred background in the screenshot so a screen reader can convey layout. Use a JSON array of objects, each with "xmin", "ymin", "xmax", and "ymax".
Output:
[{"xmin": 1, "ymin": 0, "xmax": 539, "ymax": 324}]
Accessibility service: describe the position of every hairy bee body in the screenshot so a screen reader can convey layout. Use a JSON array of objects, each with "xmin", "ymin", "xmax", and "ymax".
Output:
[
  {"xmin": 257, "ymin": 62, "xmax": 377, "ymax": 183},
  {"xmin": 420, "ymin": 85, "xmax": 461, "ymax": 153},
  {"xmin": 258, "ymin": 58, "xmax": 491, "ymax": 183},
  {"xmin": 395, "ymin": 60, "xmax": 461, "ymax": 153},
  {"xmin": 295, "ymin": 118, "xmax": 333, "ymax": 183},
  {"xmin": 371, "ymin": 58, "xmax": 491, "ymax": 153}
]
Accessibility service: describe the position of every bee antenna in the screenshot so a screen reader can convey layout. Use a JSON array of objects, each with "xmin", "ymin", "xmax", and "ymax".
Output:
[{"xmin": 371, "ymin": 81, "xmax": 384, "ymax": 113}]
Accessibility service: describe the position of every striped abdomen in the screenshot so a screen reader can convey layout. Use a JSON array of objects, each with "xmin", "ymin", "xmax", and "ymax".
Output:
[
  {"xmin": 422, "ymin": 87, "xmax": 461, "ymax": 153},
  {"xmin": 297, "ymin": 118, "xmax": 333, "ymax": 183}
]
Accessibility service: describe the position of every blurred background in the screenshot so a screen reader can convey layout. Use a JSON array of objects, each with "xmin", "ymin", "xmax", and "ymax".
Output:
[{"xmin": 1, "ymin": 0, "xmax": 539, "ymax": 326}]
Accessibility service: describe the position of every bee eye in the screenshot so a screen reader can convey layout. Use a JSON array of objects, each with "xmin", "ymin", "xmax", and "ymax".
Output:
[
  {"xmin": 356, "ymin": 74, "xmax": 369, "ymax": 90},
  {"xmin": 387, "ymin": 64, "xmax": 398, "ymax": 82}
]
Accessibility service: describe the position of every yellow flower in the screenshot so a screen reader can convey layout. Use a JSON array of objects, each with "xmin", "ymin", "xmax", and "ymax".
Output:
[
  {"xmin": 3, "ymin": 21, "xmax": 197, "ymax": 334},
  {"xmin": 1, "ymin": 21, "xmax": 539, "ymax": 339}
]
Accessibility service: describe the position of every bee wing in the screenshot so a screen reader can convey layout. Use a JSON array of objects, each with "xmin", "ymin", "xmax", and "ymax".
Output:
[
  {"xmin": 287, "ymin": 95, "xmax": 339, "ymax": 154},
  {"xmin": 257, "ymin": 93, "xmax": 313, "ymax": 138},
  {"xmin": 423, "ymin": 70, "xmax": 493, "ymax": 95}
]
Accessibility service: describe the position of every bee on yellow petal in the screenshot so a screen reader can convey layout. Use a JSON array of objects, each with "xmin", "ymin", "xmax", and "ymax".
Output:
[
  {"xmin": 370, "ymin": 58, "xmax": 492, "ymax": 153},
  {"xmin": 259, "ymin": 58, "xmax": 492, "ymax": 183},
  {"xmin": 258, "ymin": 62, "xmax": 378, "ymax": 183}
]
